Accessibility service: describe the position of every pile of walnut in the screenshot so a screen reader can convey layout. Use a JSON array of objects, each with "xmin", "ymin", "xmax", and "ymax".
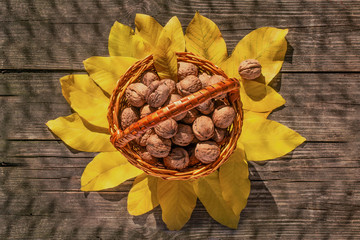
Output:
[{"xmin": 120, "ymin": 62, "xmax": 236, "ymax": 171}]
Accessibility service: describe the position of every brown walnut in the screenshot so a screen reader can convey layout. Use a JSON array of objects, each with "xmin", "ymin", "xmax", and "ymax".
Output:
[
  {"xmin": 238, "ymin": 59, "xmax": 262, "ymax": 80},
  {"xmin": 198, "ymin": 72, "xmax": 211, "ymax": 88},
  {"xmin": 163, "ymin": 94, "xmax": 187, "ymax": 121},
  {"xmin": 192, "ymin": 116, "xmax": 215, "ymax": 141},
  {"xmin": 163, "ymin": 147, "xmax": 189, "ymax": 170},
  {"xmin": 120, "ymin": 107, "xmax": 139, "ymax": 130},
  {"xmin": 140, "ymin": 105, "xmax": 156, "ymax": 119},
  {"xmin": 176, "ymin": 75, "xmax": 202, "ymax": 96},
  {"xmin": 182, "ymin": 108, "xmax": 200, "ymax": 124},
  {"xmin": 178, "ymin": 62, "xmax": 198, "ymax": 80},
  {"xmin": 212, "ymin": 127, "xmax": 227, "ymax": 143},
  {"xmin": 146, "ymin": 134, "xmax": 172, "ymax": 158},
  {"xmin": 160, "ymin": 79, "xmax": 176, "ymax": 94},
  {"xmin": 187, "ymin": 148, "xmax": 200, "ymax": 166},
  {"xmin": 146, "ymin": 80, "xmax": 171, "ymax": 108},
  {"xmin": 195, "ymin": 141, "xmax": 220, "ymax": 164},
  {"xmin": 136, "ymin": 128, "xmax": 155, "ymax": 147},
  {"xmin": 154, "ymin": 118, "xmax": 178, "ymax": 139},
  {"xmin": 142, "ymin": 71, "xmax": 160, "ymax": 86},
  {"xmin": 138, "ymin": 148, "xmax": 159, "ymax": 165},
  {"xmin": 196, "ymin": 99, "xmax": 214, "ymax": 115},
  {"xmin": 171, "ymin": 124, "xmax": 194, "ymax": 146},
  {"xmin": 125, "ymin": 83, "xmax": 149, "ymax": 107},
  {"xmin": 212, "ymin": 105, "xmax": 235, "ymax": 129}
]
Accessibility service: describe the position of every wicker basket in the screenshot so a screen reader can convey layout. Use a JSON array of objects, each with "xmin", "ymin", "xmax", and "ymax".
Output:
[{"xmin": 107, "ymin": 52, "xmax": 243, "ymax": 180}]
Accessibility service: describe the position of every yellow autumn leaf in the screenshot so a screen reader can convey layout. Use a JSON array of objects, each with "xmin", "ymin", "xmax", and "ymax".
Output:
[
  {"xmin": 194, "ymin": 171, "xmax": 240, "ymax": 229},
  {"xmin": 81, "ymin": 152, "xmax": 143, "ymax": 191},
  {"xmin": 153, "ymin": 36, "xmax": 178, "ymax": 80},
  {"xmin": 243, "ymin": 110, "xmax": 271, "ymax": 120},
  {"xmin": 185, "ymin": 12, "xmax": 228, "ymax": 65},
  {"xmin": 157, "ymin": 179, "xmax": 197, "ymax": 230},
  {"xmin": 239, "ymin": 118, "xmax": 306, "ymax": 161},
  {"xmin": 128, "ymin": 173, "xmax": 159, "ymax": 216},
  {"xmin": 163, "ymin": 16, "xmax": 185, "ymax": 52},
  {"xmin": 240, "ymin": 80, "xmax": 286, "ymax": 112},
  {"xmin": 108, "ymin": 21, "xmax": 151, "ymax": 59},
  {"xmin": 60, "ymin": 74, "xmax": 109, "ymax": 129},
  {"xmin": 135, "ymin": 14, "xmax": 163, "ymax": 47},
  {"xmin": 222, "ymin": 27, "xmax": 288, "ymax": 84},
  {"xmin": 219, "ymin": 145, "xmax": 250, "ymax": 216},
  {"xmin": 83, "ymin": 56, "xmax": 138, "ymax": 95},
  {"xmin": 46, "ymin": 113, "xmax": 115, "ymax": 152}
]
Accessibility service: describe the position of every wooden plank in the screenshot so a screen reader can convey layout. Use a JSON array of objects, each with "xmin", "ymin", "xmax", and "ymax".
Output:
[{"xmin": 1, "ymin": 0, "xmax": 360, "ymax": 71}]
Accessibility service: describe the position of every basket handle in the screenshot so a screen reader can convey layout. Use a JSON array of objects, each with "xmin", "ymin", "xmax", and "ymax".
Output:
[{"xmin": 110, "ymin": 78, "xmax": 240, "ymax": 148}]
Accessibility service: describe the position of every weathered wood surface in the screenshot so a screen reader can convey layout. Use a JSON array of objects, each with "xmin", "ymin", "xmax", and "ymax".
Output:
[{"xmin": 1, "ymin": 0, "xmax": 360, "ymax": 239}]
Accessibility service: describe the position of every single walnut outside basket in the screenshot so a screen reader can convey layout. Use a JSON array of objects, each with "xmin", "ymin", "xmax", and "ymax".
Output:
[{"xmin": 108, "ymin": 52, "xmax": 243, "ymax": 180}]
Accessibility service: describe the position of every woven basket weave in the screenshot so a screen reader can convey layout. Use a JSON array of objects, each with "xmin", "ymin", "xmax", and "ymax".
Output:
[{"xmin": 108, "ymin": 52, "xmax": 243, "ymax": 180}]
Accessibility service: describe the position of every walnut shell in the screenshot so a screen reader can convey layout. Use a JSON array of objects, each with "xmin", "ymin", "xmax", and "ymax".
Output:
[
  {"xmin": 120, "ymin": 107, "xmax": 139, "ymax": 130},
  {"xmin": 146, "ymin": 80, "xmax": 171, "ymax": 108},
  {"xmin": 163, "ymin": 147, "xmax": 189, "ymax": 170},
  {"xmin": 192, "ymin": 116, "xmax": 215, "ymax": 141},
  {"xmin": 195, "ymin": 141, "xmax": 220, "ymax": 164},
  {"xmin": 154, "ymin": 118, "xmax": 178, "ymax": 139},
  {"xmin": 182, "ymin": 108, "xmax": 200, "ymax": 124},
  {"xmin": 199, "ymin": 72, "xmax": 211, "ymax": 88},
  {"xmin": 163, "ymin": 94, "xmax": 187, "ymax": 121},
  {"xmin": 160, "ymin": 79, "xmax": 176, "ymax": 94},
  {"xmin": 212, "ymin": 105, "xmax": 235, "ymax": 129},
  {"xmin": 142, "ymin": 71, "xmax": 160, "ymax": 86},
  {"xmin": 146, "ymin": 134, "xmax": 172, "ymax": 158},
  {"xmin": 178, "ymin": 62, "xmax": 198, "ymax": 80},
  {"xmin": 171, "ymin": 124, "xmax": 194, "ymax": 146},
  {"xmin": 138, "ymin": 148, "xmax": 159, "ymax": 165},
  {"xmin": 125, "ymin": 83, "xmax": 149, "ymax": 107},
  {"xmin": 212, "ymin": 127, "xmax": 227, "ymax": 143},
  {"xmin": 188, "ymin": 148, "xmax": 200, "ymax": 166},
  {"xmin": 136, "ymin": 128, "xmax": 155, "ymax": 147},
  {"xmin": 176, "ymin": 75, "xmax": 202, "ymax": 96},
  {"xmin": 140, "ymin": 105, "xmax": 156, "ymax": 119},
  {"xmin": 196, "ymin": 99, "xmax": 214, "ymax": 115},
  {"xmin": 238, "ymin": 59, "xmax": 262, "ymax": 80}
]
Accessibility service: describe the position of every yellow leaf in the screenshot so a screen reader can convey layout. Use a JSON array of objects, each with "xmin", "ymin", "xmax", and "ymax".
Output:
[
  {"xmin": 81, "ymin": 152, "xmax": 143, "ymax": 191},
  {"xmin": 108, "ymin": 21, "xmax": 151, "ymax": 59},
  {"xmin": 240, "ymin": 80, "xmax": 285, "ymax": 112},
  {"xmin": 194, "ymin": 171, "xmax": 239, "ymax": 229},
  {"xmin": 185, "ymin": 12, "xmax": 228, "ymax": 65},
  {"xmin": 223, "ymin": 27, "xmax": 288, "ymax": 84},
  {"xmin": 46, "ymin": 113, "xmax": 115, "ymax": 152},
  {"xmin": 163, "ymin": 16, "xmax": 185, "ymax": 52},
  {"xmin": 243, "ymin": 110, "xmax": 271, "ymax": 120},
  {"xmin": 153, "ymin": 36, "xmax": 178, "ymax": 80},
  {"xmin": 157, "ymin": 179, "xmax": 197, "ymax": 230},
  {"xmin": 219, "ymin": 146, "xmax": 250, "ymax": 216},
  {"xmin": 135, "ymin": 14, "xmax": 163, "ymax": 47},
  {"xmin": 239, "ymin": 118, "xmax": 306, "ymax": 161},
  {"xmin": 84, "ymin": 56, "xmax": 138, "ymax": 95},
  {"xmin": 60, "ymin": 74, "xmax": 109, "ymax": 129},
  {"xmin": 128, "ymin": 173, "xmax": 159, "ymax": 216}
]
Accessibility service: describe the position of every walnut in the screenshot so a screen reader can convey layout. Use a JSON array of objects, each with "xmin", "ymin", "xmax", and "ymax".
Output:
[
  {"xmin": 182, "ymin": 108, "xmax": 200, "ymax": 124},
  {"xmin": 146, "ymin": 134, "xmax": 172, "ymax": 158},
  {"xmin": 160, "ymin": 79, "xmax": 176, "ymax": 94},
  {"xmin": 238, "ymin": 59, "xmax": 262, "ymax": 80},
  {"xmin": 138, "ymin": 148, "xmax": 159, "ymax": 165},
  {"xmin": 125, "ymin": 83, "xmax": 149, "ymax": 107},
  {"xmin": 140, "ymin": 105, "xmax": 156, "ymax": 119},
  {"xmin": 178, "ymin": 62, "xmax": 198, "ymax": 80},
  {"xmin": 136, "ymin": 128, "xmax": 155, "ymax": 146},
  {"xmin": 176, "ymin": 75, "xmax": 202, "ymax": 96},
  {"xmin": 206, "ymin": 75, "xmax": 227, "ymax": 99},
  {"xmin": 154, "ymin": 118, "xmax": 178, "ymax": 139},
  {"xmin": 120, "ymin": 107, "xmax": 139, "ymax": 130},
  {"xmin": 188, "ymin": 148, "xmax": 200, "ymax": 166},
  {"xmin": 199, "ymin": 72, "xmax": 211, "ymax": 88},
  {"xmin": 212, "ymin": 127, "xmax": 227, "ymax": 143},
  {"xmin": 195, "ymin": 141, "xmax": 220, "ymax": 164},
  {"xmin": 192, "ymin": 116, "xmax": 215, "ymax": 141},
  {"xmin": 171, "ymin": 124, "xmax": 194, "ymax": 146},
  {"xmin": 196, "ymin": 99, "xmax": 214, "ymax": 115},
  {"xmin": 163, "ymin": 94, "xmax": 186, "ymax": 121},
  {"xmin": 146, "ymin": 80, "xmax": 171, "ymax": 108},
  {"xmin": 142, "ymin": 71, "xmax": 160, "ymax": 86},
  {"xmin": 163, "ymin": 148, "xmax": 189, "ymax": 170},
  {"xmin": 212, "ymin": 105, "xmax": 235, "ymax": 129}
]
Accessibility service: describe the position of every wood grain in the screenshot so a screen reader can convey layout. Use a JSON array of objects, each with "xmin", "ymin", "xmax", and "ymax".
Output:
[{"xmin": 1, "ymin": 0, "xmax": 360, "ymax": 239}]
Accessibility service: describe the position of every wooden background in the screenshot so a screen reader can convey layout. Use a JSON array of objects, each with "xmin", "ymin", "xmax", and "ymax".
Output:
[{"xmin": 1, "ymin": 0, "xmax": 359, "ymax": 239}]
